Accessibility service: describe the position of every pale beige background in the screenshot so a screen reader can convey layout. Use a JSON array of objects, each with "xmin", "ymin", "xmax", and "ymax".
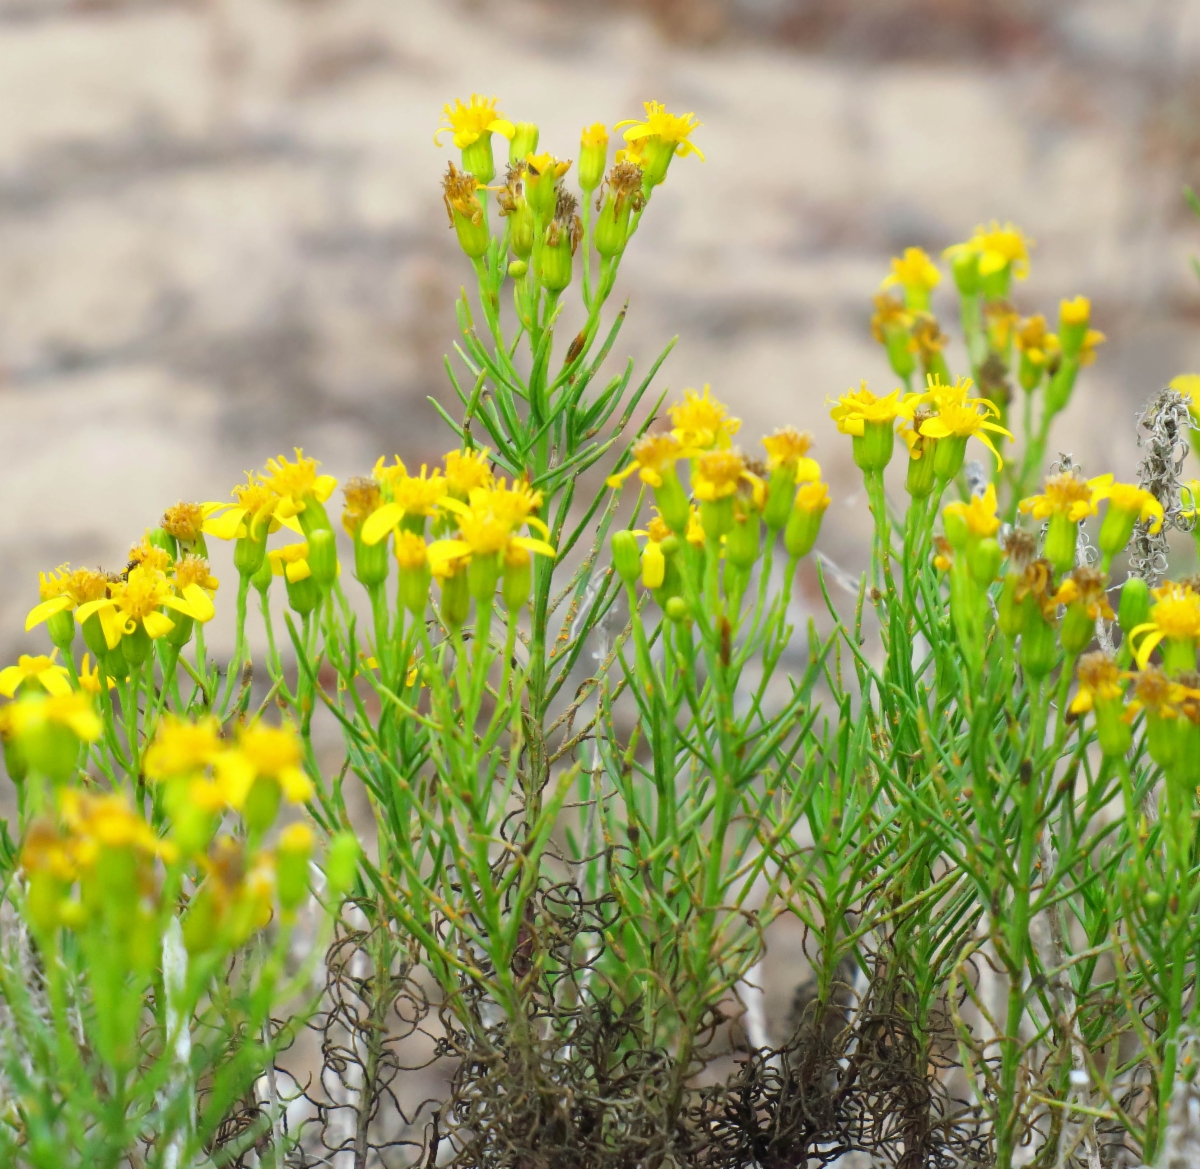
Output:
[{"xmin": 2, "ymin": 0, "xmax": 1200, "ymax": 661}]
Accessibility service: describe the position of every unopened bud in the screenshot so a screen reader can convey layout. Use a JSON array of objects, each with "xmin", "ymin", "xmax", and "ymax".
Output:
[
  {"xmin": 611, "ymin": 531, "xmax": 641, "ymax": 584},
  {"xmin": 276, "ymin": 822, "xmax": 314, "ymax": 912}
]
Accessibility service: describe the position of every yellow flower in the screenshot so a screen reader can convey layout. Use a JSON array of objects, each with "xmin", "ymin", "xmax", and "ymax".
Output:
[
  {"xmin": 1015, "ymin": 315, "xmax": 1060, "ymax": 364},
  {"xmin": 3, "ymin": 690, "xmax": 101, "ymax": 742},
  {"xmin": 828, "ymin": 382, "xmax": 913, "ymax": 437},
  {"xmin": 668, "ymin": 386, "xmax": 740, "ymax": 450},
  {"xmin": 341, "ymin": 476, "xmax": 383, "ymax": 537},
  {"xmin": 1054, "ymin": 567, "xmax": 1114, "ymax": 620},
  {"xmin": 871, "ymin": 292, "xmax": 914, "ymax": 343},
  {"xmin": 444, "ymin": 447, "xmax": 494, "ymax": 498},
  {"xmin": 524, "ymin": 152, "xmax": 572, "ymax": 182},
  {"xmin": 77, "ymin": 655, "xmax": 114, "ymax": 695},
  {"xmin": 1128, "ymin": 666, "xmax": 1200, "ymax": 719},
  {"xmin": 606, "ymin": 432, "xmax": 685, "ymax": 489},
  {"xmin": 394, "ymin": 531, "xmax": 429, "ymax": 571},
  {"xmin": 616, "ymin": 100, "xmax": 705, "ymax": 159},
  {"xmin": 260, "ymin": 449, "xmax": 338, "ymax": 522},
  {"xmin": 691, "ymin": 449, "xmax": 762, "ymax": 504},
  {"xmin": 269, "ymin": 542, "xmax": 312, "ymax": 584},
  {"xmin": 881, "ymin": 247, "xmax": 941, "ymax": 298},
  {"xmin": 1089, "ymin": 476, "xmax": 1164, "ymax": 534},
  {"xmin": 174, "ymin": 555, "xmax": 219, "ymax": 601},
  {"xmin": 26, "ymin": 565, "xmax": 109, "ymax": 632},
  {"xmin": 1170, "ymin": 374, "xmax": 1200, "ymax": 423},
  {"xmin": 1078, "ymin": 328, "xmax": 1105, "ymax": 367},
  {"xmin": 128, "ymin": 534, "xmax": 173, "ymax": 574},
  {"xmin": 1069, "ymin": 652, "xmax": 1126, "ymax": 714},
  {"xmin": 1018, "ymin": 472, "xmax": 1106, "ymax": 523},
  {"xmin": 581, "ymin": 122, "xmax": 608, "ymax": 149},
  {"xmin": 0, "ymin": 652, "xmax": 72, "ymax": 698},
  {"xmin": 1130, "ymin": 583, "xmax": 1200, "ymax": 669},
  {"xmin": 75, "ymin": 565, "xmax": 213, "ymax": 647},
  {"xmin": 1060, "ymin": 295, "xmax": 1090, "ymax": 327},
  {"xmin": 144, "ymin": 714, "xmax": 224, "ymax": 780},
  {"xmin": 948, "ymin": 220, "xmax": 1032, "ymax": 279},
  {"xmin": 361, "ymin": 462, "xmax": 448, "ymax": 545},
  {"xmin": 944, "ymin": 483, "xmax": 1000, "ymax": 538},
  {"xmin": 431, "ymin": 482, "xmax": 556, "ymax": 567},
  {"xmin": 203, "ymin": 475, "xmax": 297, "ymax": 542},
  {"xmin": 161, "ymin": 501, "xmax": 209, "ymax": 544},
  {"xmin": 434, "ymin": 94, "xmax": 516, "ymax": 150},
  {"xmin": 762, "ymin": 428, "xmax": 819, "ymax": 480},
  {"xmin": 232, "ymin": 722, "xmax": 313, "ymax": 804},
  {"xmin": 794, "ymin": 480, "xmax": 832, "ymax": 515},
  {"xmin": 918, "ymin": 394, "xmax": 1013, "ymax": 468}
]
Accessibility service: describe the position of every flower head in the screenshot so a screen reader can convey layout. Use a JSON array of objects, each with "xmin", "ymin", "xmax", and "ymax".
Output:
[
  {"xmin": 1070, "ymin": 652, "xmax": 1126, "ymax": 714},
  {"xmin": 948, "ymin": 220, "xmax": 1032, "ymax": 280},
  {"xmin": 435, "ymin": 94, "xmax": 516, "ymax": 150},
  {"xmin": 607, "ymin": 432, "xmax": 685, "ymax": 490},
  {"xmin": 871, "ymin": 293, "xmax": 914, "ymax": 344},
  {"xmin": 269, "ymin": 542, "xmax": 312, "ymax": 583},
  {"xmin": 1015, "ymin": 315, "xmax": 1059, "ymax": 363},
  {"xmin": 342, "ymin": 476, "xmax": 383, "ymax": 537},
  {"xmin": 668, "ymin": 386, "xmax": 740, "ymax": 451},
  {"xmin": 261, "ymin": 449, "xmax": 337, "ymax": 519},
  {"xmin": 916, "ymin": 380, "xmax": 1012, "ymax": 468},
  {"xmin": 203, "ymin": 475, "xmax": 295, "ymax": 541},
  {"xmin": 881, "ymin": 247, "xmax": 940, "ymax": 301},
  {"xmin": 1130, "ymin": 582, "xmax": 1200, "ymax": 669},
  {"xmin": 145, "ymin": 714, "xmax": 224, "ymax": 780},
  {"xmin": 3, "ymin": 691, "xmax": 101, "ymax": 742},
  {"xmin": 1018, "ymin": 472, "xmax": 1105, "ymax": 523},
  {"xmin": 127, "ymin": 534, "xmax": 173, "ymax": 575},
  {"xmin": 691, "ymin": 449, "xmax": 762, "ymax": 504},
  {"xmin": 444, "ymin": 447, "xmax": 494, "ymax": 498},
  {"xmin": 161, "ymin": 502, "xmax": 208, "ymax": 544},
  {"xmin": 0, "ymin": 652, "xmax": 72, "ymax": 699},
  {"xmin": 829, "ymin": 382, "xmax": 913, "ymax": 437},
  {"xmin": 1055, "ymin": 566, "xmax": 1114, "ymax": 620},
  {"xmin": 1090, "ymin": 476, "xmax": 1164, "ymax": 534},
  {"xmin": 360, "ymin": 463, "xmax": 449, "ymax": 545},
  {"xmin": 26, "ymin": 565, "xmax": 109, "ymax": 632},
  {"xmin": 762, "ymin": 428, "xmax": 819, "ymax": 480},
  {"xmin": 616, "ymin": 101, "xmax": 704, "ymax": 159},
  {"xmin": 944, "ymin": 483, "xmax": 1000, "ymax": 539}
]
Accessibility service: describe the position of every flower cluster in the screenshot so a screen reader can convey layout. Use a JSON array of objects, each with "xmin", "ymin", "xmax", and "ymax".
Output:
[{"xmin": 607, "ymin": 388, "xmax": 829, "ymax": 618}]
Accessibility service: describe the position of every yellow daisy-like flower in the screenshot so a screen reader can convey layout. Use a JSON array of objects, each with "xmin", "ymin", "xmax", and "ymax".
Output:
[
  {"xmin": 524, "ymin": 152, "xmax": 572, "ymax": 182},
  {"xmin": 231, "ymin": 721, "xmax": 313, "ymax": 804},
  {"xmin": 144, "ymin": 714, "xmax": 224, "ymax": 780},
  {"xmin": 394, "ymin": 531, "xmax": 429, "ymax": 571},
  {"xmin": 128, "ymin": 535, "xmax": 173, "ymax": 575},
  {"xmin": 76, "ymin": 654, "xmax": 114, "ymax": 696},
  {"xmin": 616, "ymin": 100, "xmax": 705, "ymax": 159},
  {"xmin": 161, "ymin": 501, "xmax": 208, "ymax": 545},
  {"xmin": 1018, "ymin": 472, "xmax": 1106, "ymax": 523},
  {"xmin": 668, "ymin": 386, "xmax": 740, "ymax": 451},
  {"xmin": 260, "ymin": 449, "xmax": 338, "ymax": 522},
  {"xmin": 1054, "ymin": 567, "xmax": 1114, "ymax": 620},
  {"xmin": 75, "ymin": 565, "xmax": 213, "ymax": 646},
  {"xmin": 444, "ymin": 447, "xmax": 494, "ymax": 498},
  {"xmin": 434, "ymin": 94, "xmax": 516, "ymax": 150},
  {"xmin": 203, "ymin": 475, "xmax": 297, "ymax": 542},
  {"xmin": 691, "ymin": 449, "xmax": 762, "ymax": 504},
  {"xmin": 0, "ymin": 652, "xmax": 72, "ymax": 699},
  {"xmin": 918, "ymin": 397, "xmax": 1013, "ymax": 469},
  {"xmin": 581, "ymin": 122, "xmax": 608, "ymax": 149},
  {"xmin": 4, "ymin": 690, "xmax": 103, "ymax": 744},
  {"xmin": 341, "ymin": 476, "xmax": 383, "ymax": 537},
  {"xmin": 1089, "ymin": 476, "xmax": 1164, "ymax": 534},
  {"xmin": 606, "ymin": 432, "xmax": 686, "ymax": 490},
  {"xmin": 943, "ymin": 483, "xmax": 1000, "ymax": 539},
  {"xmin": 762, "ymin": 427, "xmax": 819, "ymax": 480},
  {"xmin": 828, "ymin": 382, "xmax": 914, "ymax": 437},
  {"xmin": 269, "ymin": 542, "xmax": 312, "ymax": 584},
  {"xmin": 432, "ymin": 482, "xmax": 555, "ymax": 567},
  {"xmin": 1069, "ymin": 652, "xmax": 1126, "ymax": 714},
  {"xmin": 871, "ymin": 292, "xmax": 914, "ymax": 344},
  {"xmin": 881, "ymin": 247, "xmax": 941, "ymax": 298},
  {"xmin": 26, "ymin": 565, "xmax": 110, "ymax": 633},
  {"xmin": 794, "ymin": 479, "xmax": 832, "ymax": 515},
  {"xmin": 361, "ymin": 462, "xmax": 448, "ymax": 545},
  {"xmin": 1015, "ymin": 314, "xmax": 1059, "ymax": 361},
  {"xmin": 947, "ymin": 220, "xmax": 1032, "ymax": 279},
  {"xmin": 1130, "ymin": 583, "xmax": 1200, "ymax": 670}
]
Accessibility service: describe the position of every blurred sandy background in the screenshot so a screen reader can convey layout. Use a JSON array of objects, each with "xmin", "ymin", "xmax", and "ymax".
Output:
[{"xmin": 2, "ymin": 0, "xmax": 1200, "ymax": 659}]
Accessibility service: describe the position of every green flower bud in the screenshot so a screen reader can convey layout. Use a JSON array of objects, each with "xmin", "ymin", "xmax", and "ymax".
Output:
[
  {"xmin": 46, "ymin": 609, "xmax": 76, "ymax": 653},
  {"xmin": 122, "ymin": 621, "xmax": 154, "ymax": 668},
  {"xmin": 664, "ymin": 596, "xmax": 691, "ymax": 623},
  {"xmin": 1021, "ymin": 612, "xmax": 1059, "ymax": 679},
  {"xmin": 251, "ymin": 555, "xmax": 274, "ymax": 594},
  {"xmin": 943, "ymin": 510, "xmax": 970, "ymax": 550},
  {"xmin": 700, "ymin": 497, "xmax": 734, "ymax": 542},
  {"xmin": 461, "ymin": 135, "xmax": 496, "ymax": 186},
  {"xmin": 306, "ymin": 529, "xmax": 339, "ymax": 590},
  {"xmin": 905, "ymin": 440, "xmax": 937, "ymax": 499},
  {"xmin": 612, "ymin": 531, "xmax": 641, "ymax": 584},
  {"xmin": 234, "ymin": 532, "xmax": 268, "ymax": 578},
  {"xmin": 997, "ymin": 574, "xmax": 1025, "ymax": 639},
  {"xmin": 851, "ymin": 420, "xmax": 895, "ymax": 473},
  {"xmin": 440, "ymin": 570, "xmax": 470, "ymax": 630},
  {"xmin": 1043, "ymin": 513, "xmax": 1078, "ymax": 575},
  {"xmin": 285, "ymin": 573, "xmax": 321, "ymax": 616},
  {"xmin": 1060, "ymin": 604, "xmax": 1095, "ymax": 656},
  {"xmin": 509, "ymin": 122, "xmax": 539, "ymax": 165},
  {"xmin": 325, "ymin": 831, "xmax": 361, "ymax": 897},
  {"xmin": 149, "ymin": 526, "xmax": 178, "ymax": 561},
  {"xmin": 763, "ymin": 465, "xmax": 798, "ymax": 531},
  {"xmin": 399, "ymin": 564, "xmax": 432, "ymax": 616},
  {"xmin": 276, "ymin": 823, "xmax": 314, "ymax": 912},
  {"xmin": 165, "ymin": 614, "xmax": 194, "ymax": 650},
  {"xmin": 1118, "ymin": 576, "xmax": 1151, "ymax": 636},
  {"xmin": 1094, "ymin": 701, "xmax": 1132, "ymax": 758},
  {"xmin": 510, "ymin": 201, "xmax": 535, "ymax": 259},
  {"xmin": 468, "ymin": 551, "xmax": 501, "ymax": 601},
  {"xmin": 967, "ymin": 537, "xmax": 1003, "ymax": 587},
  {"xmin": 950, "ymin": 251, "xmax": 981, "ymax": 296},
  {"xmin": 726, "ymin": 512, "xmax": 760, "ymax": 570},
  {"xmin": 354, "ymin": 532, "xmax": 389, "ymax": 589},
  {"xmin": 932, "ymin": 435, "xmax": 968, "ymax": 482},
  {"xmin": 538, "ymin": 222, "xmax": 573, "ymax": 293},
  {"xmin": 502, "ymin": 548, "xmax": 532, "ymax": 612},
  {"xmin": 244, "ymin": 776, "xmax": 282, "ymax": 836},
  {"xmin": 579, "ymin": 124, "xmax": 608, "ymax": 192},
  {"xmin": 884, "ymin": 327, "xmax": 917, "ymax": 381},
  {"xmin": 654, "ymin": 469, "xmax": 691, "ymax": 536},
  {"xmin": 507, "ymin": 258, "xmax": 528, "ymax": 278}
]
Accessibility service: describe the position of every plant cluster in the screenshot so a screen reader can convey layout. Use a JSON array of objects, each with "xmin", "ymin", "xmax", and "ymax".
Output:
[{"xmin": 2, "ymin": 93, "xmax": 1200, "ymax": 1169}]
